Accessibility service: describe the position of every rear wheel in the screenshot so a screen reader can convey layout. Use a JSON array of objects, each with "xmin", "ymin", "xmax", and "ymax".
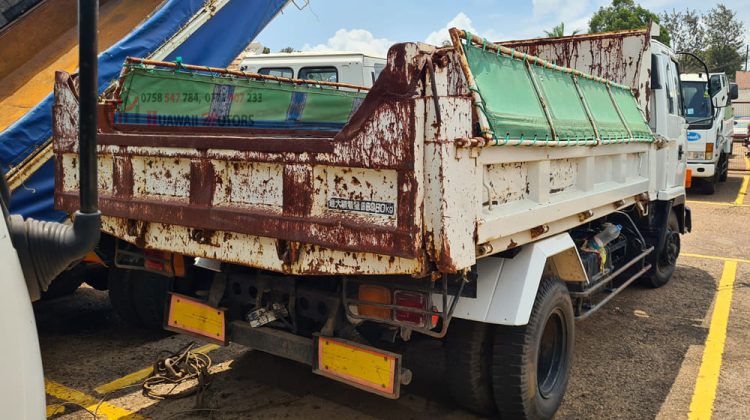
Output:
[
  {"xmin": 492, "ymin": 278, "xmax": 574, "ymax": 420},
  {"xmin": 41, "ymin": 268, "xmax": 85, "ymax": 299},
  {"xmin": 445, "ymin": 319, "xmax": 496, "ymax": 416},
  {"xmin": 131, "ymin": 271, "xmax": 171, "ymax": 329},
  {"xmin": 108, "ymin": 268, "xmax": 171, "ymax": 329}
]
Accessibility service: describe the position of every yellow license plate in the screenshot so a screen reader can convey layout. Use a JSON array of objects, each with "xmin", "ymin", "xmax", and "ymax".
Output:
[
  {"xmin": 314, "ymin": 336, "xmax": 400, "ymax": 398},
  {"xmin": 166, "ymin": 293, "xmax": 226, "ymax": 344}
]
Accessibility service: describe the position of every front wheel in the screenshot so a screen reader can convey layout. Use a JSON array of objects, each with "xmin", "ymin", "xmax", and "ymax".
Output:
[
  {"xmin": 641, "ymin": 211, "xmax": 680, "ymax": 288},
  {"xmin": 492, "ymin": 278, "xmax": 575, "ymax": 419},
  {"xmin": 718, "ymin": 153, "xmax": 728, "ymax": 182}
]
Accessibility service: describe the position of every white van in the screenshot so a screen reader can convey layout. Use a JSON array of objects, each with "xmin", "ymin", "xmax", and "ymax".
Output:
[{"xmin": 238, "ymin": 52, "xmax": 386, "ymax": 88}]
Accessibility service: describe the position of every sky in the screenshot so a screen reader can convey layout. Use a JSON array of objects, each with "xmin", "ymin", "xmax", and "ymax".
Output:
[{"xmin": 255, "ymin": 0, "xmax": 750, "ymax": 57}]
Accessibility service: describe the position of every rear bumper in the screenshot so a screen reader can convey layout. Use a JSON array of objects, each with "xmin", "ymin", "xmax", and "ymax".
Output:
[
  {"xmin": 687, "ymin": 162, "xmax": 715, "ymax": 178},
  {"xmin": 228, "ymin": 321, "xmax": 407, "ymax": 398},
  {"xmin": 230, "ymin": 321, "xmax": 314, "ymax": 365}
]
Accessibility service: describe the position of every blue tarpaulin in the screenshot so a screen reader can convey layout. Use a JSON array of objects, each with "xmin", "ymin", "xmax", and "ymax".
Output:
[{"xmin": 3, "ymin": 0, "xmax": 288, "ymax": 221}]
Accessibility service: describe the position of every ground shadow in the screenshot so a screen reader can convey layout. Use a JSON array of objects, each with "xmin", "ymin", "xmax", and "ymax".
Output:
[
  {"xmin": 127, "ymin": 264, "xmax": 716, "ymax": 419},
  {"xmin": 687, "ymin": 173, "xmax": 743, "ymax": 202}
]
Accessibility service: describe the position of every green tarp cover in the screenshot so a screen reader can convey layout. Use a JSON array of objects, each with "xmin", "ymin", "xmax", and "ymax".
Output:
[
  {"xmin": 463, "ymin": 38, "xmax": 653, "ymax": 144},
  {"xmin": 115, "ymin": 65, "xmax": 366, "ymax": 131}
]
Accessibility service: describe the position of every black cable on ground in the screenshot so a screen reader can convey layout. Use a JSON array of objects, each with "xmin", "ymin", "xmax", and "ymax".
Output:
[{"xmin": 142, "ymin": 342, "xmax": 213, "ymax": 401}]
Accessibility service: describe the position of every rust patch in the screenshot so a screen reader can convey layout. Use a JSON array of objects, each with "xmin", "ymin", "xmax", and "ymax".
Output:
[
  {"xmin": 189, "ymin": 158, "xmax": 215, "ymax": 206},
  {"xmin": 112, "ymin": 156, "xmax": 133, "ymax": 198},
  {"xmin": 530, "ymin": 224, "xmax": 550, "ymax": 239},
  {"xmin": 126, "ymin": 219, "xmax": 148, "ymax": 248},
  {"xmin": 577, "ymin": 209, "xmax": 594, "ymax": 222},
  {"xmin": 283, "ymin": 164, "xmax": 313, "ymax": 217}
]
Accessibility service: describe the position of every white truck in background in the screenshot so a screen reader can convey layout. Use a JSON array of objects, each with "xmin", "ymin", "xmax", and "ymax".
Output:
[
  {"xmin": 680, "ymin": 72, "xmax": 737, "ymax": 193},
  {"xmin": 238, "ymin": 51, "xmax": 386, "ymax": 87}
]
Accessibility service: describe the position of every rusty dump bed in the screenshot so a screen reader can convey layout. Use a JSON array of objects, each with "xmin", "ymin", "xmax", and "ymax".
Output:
[{"xmin": 54, "ymin": 34, "xmax": 659, "ymax": 277}]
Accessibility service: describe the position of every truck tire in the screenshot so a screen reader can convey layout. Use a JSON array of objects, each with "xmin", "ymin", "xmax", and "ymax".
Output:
[
  {"xmin": 41, "ymin": 267, "xmax": 85, "ymax": 299},
  {"xmin": 82, "ymin": 264, "xmax": 110, "ymax": 291},
  {"xmin": 491, "ymin": 278, "xmax": 574, "ymax": 420},
  {"xmin": 130, "ymin": 270, "xmax": 171, "ymax": 330},
  {"xmin": 108, "ymin": 268, "xmax": 171, "ymax": 329},
  {"xmin": 108, "ymin": 268, "xmax": 143, "ymax": 326},
  {"xmin": 642, "ymin": 211, "xmax": 680, "ymax": 288},
  {"xmin": 702, "ymin": 177, "xmax": 716, "ymax": 194},
  {"xmin": 718, "ymin": 153, "xmax": 728, "ymax": 182},
  {"xmin": 445, "ymin": 319, "xmax": 496, "ymax": 416}
]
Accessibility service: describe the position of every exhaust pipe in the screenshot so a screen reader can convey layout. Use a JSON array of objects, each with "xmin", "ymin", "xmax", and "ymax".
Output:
[{"xmin": 10, "ymin": 0, "xmax": 101, "ymax": 301}]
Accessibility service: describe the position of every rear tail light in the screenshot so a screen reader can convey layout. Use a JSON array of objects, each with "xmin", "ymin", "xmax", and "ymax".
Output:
[
  {"xmin": 144, "ymin": 249, "xmax": 170, "ymax": 273},
  {"xmin": 393, "ymin": 290, "xmax": 429, "ymax": 327},
  {"xmin": 685, "ymin": 168, "xmax": 692, "ymax": 188},
  {"xmin": 358, "ymin": 285, "xmax": 391, "ymax": 320},
  {"xmin": 705, "ymin": 143, "xmax": 714, "ymax": 160}
]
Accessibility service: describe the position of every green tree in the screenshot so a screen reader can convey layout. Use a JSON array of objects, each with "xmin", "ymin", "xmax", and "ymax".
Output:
[
  {"xmin": 703, "ymin": 4, "xmax": 745, "ymax": 78},
  {"xmin": 279, "ymin": 47, "xmax": 298, "ymax": 53},
  {"xmin": 544, "ymin": 22, "xmax": 581, "ymax": 37},
  {"xmin": 589, "ymin": 0, "xmax": 670, "ymax": 45},
  {"xmin": 659, "ymin": 8, "xmax": 705, "ymax": 72},
  {"xmin": 262, "ymin": 47, "xmax": 271, "ymax": 54}
]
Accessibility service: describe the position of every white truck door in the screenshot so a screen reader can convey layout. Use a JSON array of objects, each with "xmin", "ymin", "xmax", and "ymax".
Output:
[
  {"xmin": 719, "ymin": 75, "xmax": 734, "ymax": 153},
  {"xmin": 662, "ymin": 56, "xmax": 688, "ymax": 195}
]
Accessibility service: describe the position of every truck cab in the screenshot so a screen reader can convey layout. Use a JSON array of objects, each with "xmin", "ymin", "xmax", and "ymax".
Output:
[
  {"xmin": 238, "ymin": 51, "xmax": 386, "ymax": 88},
  {"xmin": 680, "ymin": 72, "xmax": 734, "ymax": 193},
  {"xmin": 649, "ymin": 40, "xmax": 689, "ymax": 200}
]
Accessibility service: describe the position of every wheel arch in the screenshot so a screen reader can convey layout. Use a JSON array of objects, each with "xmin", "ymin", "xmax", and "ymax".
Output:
[{"xmin": 451, "ymin": 233, "xmax": 584, "ymax": 326}]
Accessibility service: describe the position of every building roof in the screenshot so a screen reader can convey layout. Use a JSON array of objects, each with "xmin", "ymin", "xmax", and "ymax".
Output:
[{"xmin": 737, "ymin": 71, "xmax": 750, "ymax": 90}]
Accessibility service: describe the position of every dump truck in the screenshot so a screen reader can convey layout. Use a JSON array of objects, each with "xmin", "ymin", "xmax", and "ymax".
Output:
[
  {"xmin": 680, "ymin": 72, "xmax": 737, "ymax": 193},
  {"xmin": 53, "ymin": 24, "xmax": 690, "ymax": 419}
]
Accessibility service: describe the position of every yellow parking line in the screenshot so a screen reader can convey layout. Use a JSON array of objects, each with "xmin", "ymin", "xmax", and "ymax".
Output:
[
  {"xmin": 686, "ymin": 200, "xmax": 750, "ymax": 207},
  {"xmin": 732, "ymin": 155, "xmax": 750, "ymax": 206},
  {"xmin": 688, "ymin": 261, "xmax": 738, "ymax": 420},
  {"xmin": 94, "ymin": 343, "xmax": 220, "ymax": 395},
  {"xmin": 45, "ymin": 379, "xmax": 144, "ymax": 419},
  {"xmin": 734, "ymin": 176, "xmax": 749, "ymax": 205},
  {"xmin": 46, "ymin": 404, "xmax": 65, "ymax": 417},
  {"xmin": 681, "ymin": 253, "xmax": 750, "ymax": 264}
]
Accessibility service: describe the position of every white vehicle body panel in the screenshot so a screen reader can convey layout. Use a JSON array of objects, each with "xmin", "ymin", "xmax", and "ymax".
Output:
[
  {"xmin": 0, "ymin": 216, "xmax": 45, "ymax": 419},
  {"xmin": 445, "ymin": 233, "xmax": 584, "ymax": 325},
  {"xmin": 238, "ymin": 52, "xmax": 386, "ymax": 87}
]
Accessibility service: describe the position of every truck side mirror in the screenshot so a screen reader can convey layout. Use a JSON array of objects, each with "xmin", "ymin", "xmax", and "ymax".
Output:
[{"xmin": 730, "ymin": 83, "xmax": 739, "ymax": 100}]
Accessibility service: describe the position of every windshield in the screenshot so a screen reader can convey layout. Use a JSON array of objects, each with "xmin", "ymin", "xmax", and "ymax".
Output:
[{"xmin": 681, "ymin": 81, "xmax": 712, "ymax": 122}]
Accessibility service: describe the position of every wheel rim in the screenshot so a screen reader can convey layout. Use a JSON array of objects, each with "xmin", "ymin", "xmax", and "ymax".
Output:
[
  {"xmin": 537, "ymin": 309, "xmax": 566, "ymax": 399},
  {"xmin": 660, "ymin": 230, "xmax": 680, "ymax": 269}
]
